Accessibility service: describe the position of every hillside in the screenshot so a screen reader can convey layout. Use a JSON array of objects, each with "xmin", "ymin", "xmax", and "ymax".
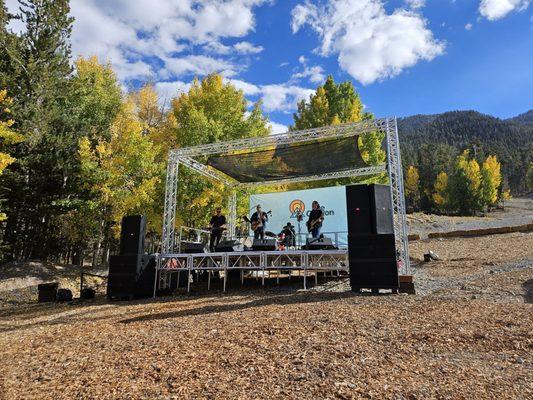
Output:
[
  {"xmin": 398, "ymin": 110, "xmax": 533, "ymax": 194},
  {"xmin": 507, "ymin": 110, "xmax": 533, "ymax": 126}
]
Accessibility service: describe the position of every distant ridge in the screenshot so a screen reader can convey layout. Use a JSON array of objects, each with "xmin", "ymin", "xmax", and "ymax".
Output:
[{"xmin": 506, "ymin": 110, "xmax": 533, "ymax": 126}]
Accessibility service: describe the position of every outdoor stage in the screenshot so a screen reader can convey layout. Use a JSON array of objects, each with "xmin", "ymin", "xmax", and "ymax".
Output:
[
  {"xmin": 156, "ymin": 249, "xmax": 349, "ymax": 294},
  {"xmin": 154, "ymin": 118, "xmax": 410, "ymax": 296}
]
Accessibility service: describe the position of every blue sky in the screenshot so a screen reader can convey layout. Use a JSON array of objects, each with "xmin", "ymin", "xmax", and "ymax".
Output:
[{"xmin": 7, "ymin": 0, "xmax": 533, "ymax": 132}]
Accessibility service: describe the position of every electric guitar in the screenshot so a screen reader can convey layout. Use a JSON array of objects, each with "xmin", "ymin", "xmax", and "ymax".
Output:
[
  {"xmin": 251, "ymin": 211, "xmax": 272, "ymax": 231},
  {"xmin": 306, "ymin": 216, "xmax": 323, "ymax": 232}
]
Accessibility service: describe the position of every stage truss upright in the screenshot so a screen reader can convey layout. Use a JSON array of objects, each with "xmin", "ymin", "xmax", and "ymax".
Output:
[{"xmin": 159, "ymin": 118, "xmax": 411, "ymax": 275}]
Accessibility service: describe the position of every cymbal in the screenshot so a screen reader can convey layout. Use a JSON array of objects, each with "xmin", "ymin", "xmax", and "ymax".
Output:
[{"xmin": 264, "ymin": 231, "xmax": 276, "ymax": 238}]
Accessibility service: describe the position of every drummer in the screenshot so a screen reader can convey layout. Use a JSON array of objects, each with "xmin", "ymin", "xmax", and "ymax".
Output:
[{"xmin": 281, "ymin": 222, "xmax": 296, "ymax": 248}]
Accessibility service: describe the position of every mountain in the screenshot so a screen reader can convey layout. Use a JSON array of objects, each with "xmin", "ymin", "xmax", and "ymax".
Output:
[
  {"xmin": 506, "ymin": 110, "xmax": 533, "ymax": 126},
  {"xmin": 397, "ymin": 110, "xmax": 533, "ymax": 194}
]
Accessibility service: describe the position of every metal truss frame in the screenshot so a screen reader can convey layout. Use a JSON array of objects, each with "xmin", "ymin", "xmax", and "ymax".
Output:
[{"xmin": 160, "ymin": 118, "xmax": 411, "ymax": 284}]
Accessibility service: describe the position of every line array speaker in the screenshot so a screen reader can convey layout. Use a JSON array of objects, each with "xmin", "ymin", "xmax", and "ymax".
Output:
[{"xmin": 345, "ymin": 185, "xmax": 399, "ymax": 291}]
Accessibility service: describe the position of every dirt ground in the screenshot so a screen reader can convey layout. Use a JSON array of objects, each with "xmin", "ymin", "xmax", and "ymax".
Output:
[
  {"xmin": 0, "ymin": 232, "xmax": 532, "ymax": 399},
  {"xmin": 407, "ymin": 197, "xmax": 532, "ymax": 238}
]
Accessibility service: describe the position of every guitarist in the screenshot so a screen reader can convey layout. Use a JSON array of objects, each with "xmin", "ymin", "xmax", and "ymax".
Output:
[
  {"xmin": 209, "ymin": 207, "xmax": 227, "ymax": 252},
  {"xmin": 307, "ymin": 201, "xmax": 324, "ymax": 239},
  {"xmin": 250, "ymin": 204, "xmax": 269, "ymax": 240}
]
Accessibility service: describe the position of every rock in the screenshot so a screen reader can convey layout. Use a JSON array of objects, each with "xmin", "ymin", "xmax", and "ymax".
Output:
[{"xmin": 516, "ymin": 357, "xmax": 524, "ymax": 364}]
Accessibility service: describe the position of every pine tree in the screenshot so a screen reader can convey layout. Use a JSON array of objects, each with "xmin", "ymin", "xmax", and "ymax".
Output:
[
  {"xmin": 527, "ymin": 163, "xmax": 533, "ymax": 191},
  {"xmin": 0, "ymin": 0, "xmax": 74, "ymax": 260}
]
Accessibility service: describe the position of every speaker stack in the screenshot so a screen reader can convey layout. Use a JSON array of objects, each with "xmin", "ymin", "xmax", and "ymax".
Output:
[
  {"xmin": 107, "ymin": 215, "xmax": 156, "ymax": 300},
  {"xmin": 345, "ymin": 184, "xmax": 399, "ymax": 292}
]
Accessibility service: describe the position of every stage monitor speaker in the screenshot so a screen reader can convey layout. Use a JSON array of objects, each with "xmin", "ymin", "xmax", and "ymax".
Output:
[
  {"xmin": 252, "ymin": 238, "xmax": 277, "ymax": 251},
  {"xmin": 119, "ymin": 215, "xmax": 146, "ymax": 255},
  {"xmin": 304, "ymin": 237, "xmax": 336, "ymax": 250},
  {"xmin": 215, "ymin": 240, "xmax": 244, "ymax": 252},
  {"xmin": 345, "ymin": 184, "xmax": 393, "ymax": 236},
  {"xmin": 181, "ymin": 241, "xmax": 206, "ymax": 254}
]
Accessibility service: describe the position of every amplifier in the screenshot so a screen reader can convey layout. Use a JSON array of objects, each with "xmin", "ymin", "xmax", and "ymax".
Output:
[
  {"xmin": 181, "ymin": 241, "xmax": 206, "ymax": 254},
  {"xmin": 252, "ymin": 238, "xmax": 277, "ymax": 251},
  {"xmin": 215, "ymin": 240, "xmax": 244, "ymax": 252},
  {"xmin": 303, "ymin": 237, "xmax": 336, "ymax": 250}
]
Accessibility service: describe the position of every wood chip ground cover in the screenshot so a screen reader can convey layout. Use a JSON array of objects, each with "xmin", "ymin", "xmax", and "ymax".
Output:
[{"xmin": 0, "ymin": 233, "xmax": 532, "ymax": 399}]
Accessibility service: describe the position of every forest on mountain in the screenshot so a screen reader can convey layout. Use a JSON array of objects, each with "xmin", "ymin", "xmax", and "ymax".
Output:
[{"xmin": 398, "ymin": 111, "xmax": 532, "ymax": 206}]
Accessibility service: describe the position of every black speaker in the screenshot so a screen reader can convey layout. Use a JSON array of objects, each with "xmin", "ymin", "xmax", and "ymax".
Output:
[
  {"xmin": 349, "ymin": 259, "xmax": 399, "ymax": 290},
  {"xmin": 56, "ymin": 288, "xmax": 73, "ymax": 302},
  {"xmin": 215, "ymin": 240, "xmax": 244, "ymax": 252},
  {"xmin": 345, "ymin": 184, "xmax": 393, "ymax": 235},
  {"xmin": 303, "ymin": 237, "xmax": 336, "ymax": 250},
  {"xmin": 348, "ymin": 234, "xmax": 396, "ymax": 260},
  {"xmin": 119, "ymin": 215, "xmax": 146, "ymax": 255},
  {"xmin": 181, "ymin": 241, "xmax": 206, "ymax": 254},
  {"xmin": 107, "ymin": 254, "xmax": 156, "ymax": 299},
  {"xmin": 346, "ymin": 185, "xmax": 398, "ymax": 291},
  {"xmin": 252, "ymin": 239, "xmax": 277, "ymax": 251}
]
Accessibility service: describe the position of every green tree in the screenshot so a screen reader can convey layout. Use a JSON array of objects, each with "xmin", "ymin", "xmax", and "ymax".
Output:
[
  {"xmin": 291, "ymin": 75, "xmax": 385, "ymax": 190},
  {"xmin": 293, "ymin": 75, "xmax": 365, "ymax": 130},
  {"xmin": 167, "ymin": 74, "xmax": 270, "ymax": 229},
  {"xmin": 0, "ymin": 0, "xmax": 74, "ymax": 260},
  {"xmin": 449, "ymin": 150, "xmax": 483, "ymax": 215},
  {"xmin": 79, "ymin": 95, "xmax": 163, "ymax": 241},
  {"xmin": 527, "ymin": 163, "xmax": 533, "ymax": 191},
  {"xmin": 59, "ymin": 56, "xmax": 123, "ymax": 265}
]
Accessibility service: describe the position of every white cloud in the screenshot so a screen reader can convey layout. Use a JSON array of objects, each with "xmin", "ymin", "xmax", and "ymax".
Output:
[
  {"xmin": 3, "ymin": 0, "xmax": 268, "ymax": 81},
  {"xmin": 154, "ymin": 81, "xmax": 191, "ymax": 103},
  {"xmin": 479, "ymin": 0, "xmax": 530, "ymax": 21},
  {"xmin": 227, "ymin": 79, "xmax": 262, "ymax": 95},
  {"xmin": 260, "ymin": 84, "xmax": 315, "ymax": 113},
  {"xmin": 269, "ymin": 121, "xmax": 288, "ymax": 134},
  {"xmin": 465, "ymin": 23, "xmax": 473, "ymax": 30},
  {"xmin": 291, "ymin": 65, "xmax": 326, "ymax": 84},
  {"xmin": 234, "ymin": 41, "xmax": 264, "ymax": 54},
  {"xmin": 298, "ymin": 55, "xmax": 308, "ymax": 64},
  {"xmin": 226, "ymin": 79, "xmax": 314, "ymax": 113},
  {"xmin": 161, "ymin": 55, "xmax": 239, "ymax": 78},
  {"xmin": 291, "ymin": 0, "xmax": 444, "ymax": 85},
  {"xmin": 405, "ymin": 0, "xmax": 426, "ymax": 9}
]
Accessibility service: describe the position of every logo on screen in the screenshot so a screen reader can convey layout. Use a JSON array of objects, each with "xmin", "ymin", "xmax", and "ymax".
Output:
[{"xmin": 289, "ymin": 199, "xmax": 305, "ymax": 214}]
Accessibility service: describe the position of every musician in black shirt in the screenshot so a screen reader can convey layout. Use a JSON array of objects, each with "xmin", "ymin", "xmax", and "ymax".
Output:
[
  {"xmin": 250, "ymin": 204, "xmax": 268, "ymax": 240},
  {"xmin": 307, "ymin": 200, "xmax": 324, "ymax": 239},
  {"xmin": 209, "ymin": 207, "xmax": 226, "ymax": 252}
]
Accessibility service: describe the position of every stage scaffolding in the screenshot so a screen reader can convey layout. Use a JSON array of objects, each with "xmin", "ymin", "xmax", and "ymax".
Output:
[{"xmin": 157, "ymin": 118, "xmax": 410, "ymax": 295}]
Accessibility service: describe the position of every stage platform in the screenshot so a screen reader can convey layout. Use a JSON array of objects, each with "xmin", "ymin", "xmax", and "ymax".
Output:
[{"xmin": 155, "ymin": 249, "xmax": 349, "ymax": 294}]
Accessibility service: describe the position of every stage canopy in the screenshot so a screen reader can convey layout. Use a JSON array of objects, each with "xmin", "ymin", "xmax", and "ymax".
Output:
[{"xmin": 206, "ymin": 136, "xmax": 368, "ymax": 183}]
